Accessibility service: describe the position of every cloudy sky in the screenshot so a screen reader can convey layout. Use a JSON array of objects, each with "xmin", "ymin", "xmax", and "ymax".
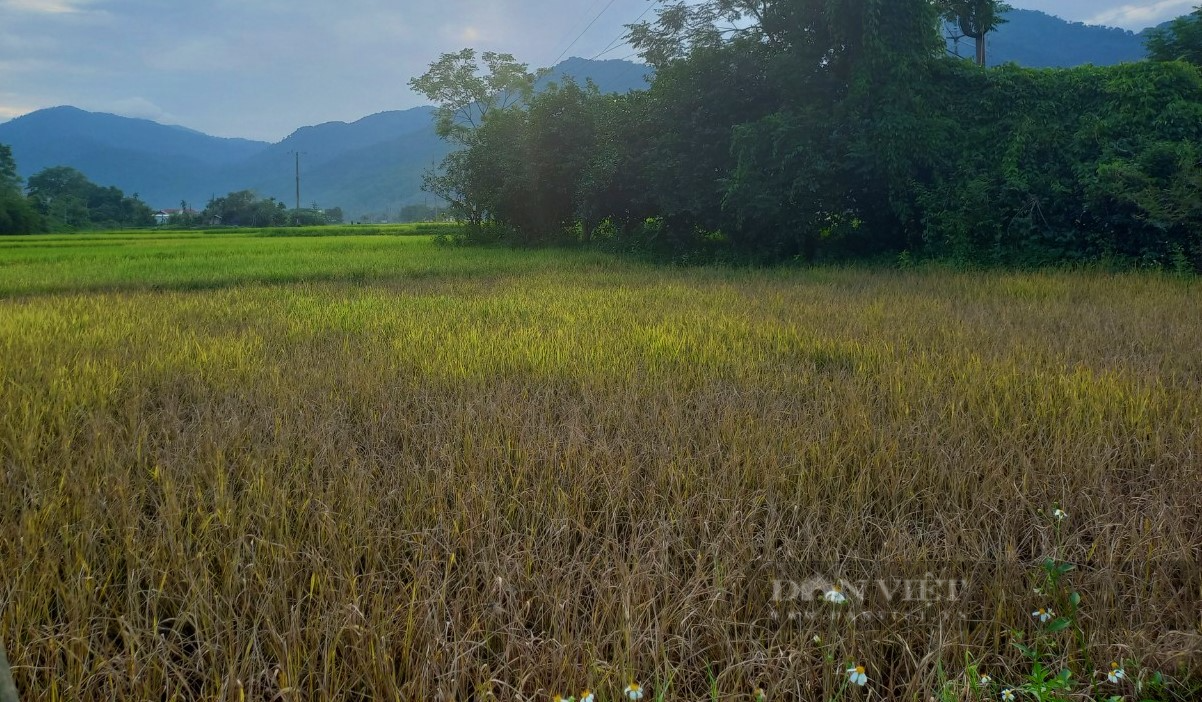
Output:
[{"xmin": 0, "ymin": 0, "xmax": 1194, "ymax": 142}]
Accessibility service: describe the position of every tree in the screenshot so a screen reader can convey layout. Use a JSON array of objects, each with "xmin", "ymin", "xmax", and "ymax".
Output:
[
  {"xmin": 26, "ymin": 166, "xmax": 93, "ymax": 208},
  {"xmin": 409, "ymin": 0, "xmax": 1202, "ymax": 270},
  {"xmin": 0, "ymin": 144, "xmax": 21, "ymax": 194},
  {"xmin": 201, "ymin": 191, "xmax": 289, "ymax": 227},
  {"xmin": 0, "ymin": 143, "xmax": 43, "ymax": 235},
  {"xmin": 409, "ymin": 49, "xmax": 543, "ymax": 144},
  {"xmin": 1146, "ymin": 7, "xmax": 1202, "ymax": 65},
  {"xmin": 409, "ymin": 49, "xmax": 546, "ymax": 224},
  {"xmin": 26, "ymin": 166, "xmax": 151, "ymax": 230},
  {"xmin": 937, "ymin": 0, "xmax": 1011, "ymax": 66},
  {"xmin": 398, "ymin": 203, "xmax": 447, "ymax": 222},
  {"xmin": 626, "ymin": 0, "xmax": 789, "ymax": 67}
]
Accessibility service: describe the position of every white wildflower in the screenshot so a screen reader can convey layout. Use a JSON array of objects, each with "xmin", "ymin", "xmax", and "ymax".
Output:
[
  {"xmin": 1107, "ymin": 662, "xmax": 1126, "ymax": 684},
  {"xmin": 846, "ymin": 665, "xmax": 868, "ymax": 686}
]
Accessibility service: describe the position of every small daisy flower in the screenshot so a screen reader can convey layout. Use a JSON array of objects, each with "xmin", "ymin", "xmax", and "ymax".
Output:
[
  {"xmin": 625, "ymin": 682, "xmax": 645, "ymax": 700},
  {"xmin": 812, "ymin": 634, "xmax": 822, "ymax": 644},
  {"xmin": 1107, "ymin": 662, "xmax": 1126, "ymax": 684},
  {"xmin": 580, "ymin": 690, "xmax": 595, "ymax": 702},
  {"xmin": 979, "ymin": 674, "xmax": 993, "ymax": 686},
  {"xmin": 1052, "ymin": 508, "xmax": 1067, "ymax": 521},
  {"xmin": 1001, "ymin": 689, "xmax": 1016, "ymax": 702},
  {"xmin": 824, "ymin": 586, "xmax": 847, "ymax": 604},
  {"xmin": 847, "ymin": 664, "xmax": 868, "ymax": 686},
  {"xmin": 1032, "ymin": 607, "xmax": 1055, "ymax": 623}
]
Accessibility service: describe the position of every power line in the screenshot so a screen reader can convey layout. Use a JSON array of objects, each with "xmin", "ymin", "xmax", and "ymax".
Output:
[
  {"xmin": 589, "ymin": 1, "xmax": 657, "ymax": 60},
  {"xmin": 551, "ymin": 0, "xmax": 609, "ymax": 57},
  {"xmin": 552, "ymin": 0, "xmax": 621, "ymax": 66}
]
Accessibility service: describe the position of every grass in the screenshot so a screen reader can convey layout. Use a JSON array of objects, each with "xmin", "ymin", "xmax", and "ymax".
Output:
[
  {"xmin": 0, "ymin": 225, "xmax": 596, "ymax": 297},
  {"xmin": 0, "ymin": 229, "xmax": 1199, "ymax": 700}
]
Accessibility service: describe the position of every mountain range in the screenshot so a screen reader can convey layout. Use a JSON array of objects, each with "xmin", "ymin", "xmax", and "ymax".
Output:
[
  {"xmin": 0, "ymin": 12, "xmax": 1170, "ymax": 218},
  {"xmin": 0, "ymin": 58, "xmax": 652, "ymax": 219},
  {"xmin": 972, "ymin": 9, "xmax": 1152, "ymax": 67}
]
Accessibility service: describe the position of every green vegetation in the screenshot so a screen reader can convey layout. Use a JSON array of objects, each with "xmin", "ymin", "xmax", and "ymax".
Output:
[
  {"xmin": 0, "ymin": 158, "xmax": 158, "ymax": 235},
  {"xmin": 1146, "ymin": 7, "xmax": 1202, "ymax": 65},
  {"xmin": 412, "ymin": 0, "xmax": 1202, "ymax": 271},
  {"xmin": 936, "ymin": 0, "xmax": 1011, "ymax": 65},
  {"xmin": 0, "ymin": 145, "xmax": 45, "ymax": 235},
  {"xmin": 0, "ymin": 224, "xmax": 461, "ymax": 296},
  {"xmin": 1, "ymin": 231, "xmax": 1200, "ymax": 699},
  {"xmin": 0, "ymin": 149, "xmax": 352, "ymax": 235},
  {"xmin": 25, "ymin": 165, "xmax": 155, "ymax": 231},
  {"xmin": 196, "ymin": 190, "xmax": 345, "ymax": 228}
]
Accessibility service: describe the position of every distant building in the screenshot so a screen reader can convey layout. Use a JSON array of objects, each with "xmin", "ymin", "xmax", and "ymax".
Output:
[{"xmin": 153, "ymin": 208, "xmax": 199, "ymax": 225}]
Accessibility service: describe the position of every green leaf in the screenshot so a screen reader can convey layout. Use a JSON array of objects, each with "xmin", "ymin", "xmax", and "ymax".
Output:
[
  {"xmin": 1046, "ymin": 617, "xmax": 1073, "ymax": 632},
  {"xmin": 1011, "ymin": 642, "xmax": 1037, "ymax": 658}
]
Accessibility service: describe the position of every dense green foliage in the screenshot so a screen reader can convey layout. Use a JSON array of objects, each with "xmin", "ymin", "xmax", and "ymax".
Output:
[
  {"xmin": 0, "ymin": 144, "xmax": 42, "ymax": 235},
  {"xmin": 1146, "ymin": 7, "xmax": 1202, "ymax": 65},
  {"xmin": 936, "ymin": 0, "xmax": 1011, "ymax": 65},
  {"xmin": 917, "ymin": 60, "xmax": 1202, "ymax": 267},
  {"xmin": 198, "ymin": 190, "xmax": 345, "ymax": 227},
  {"xmin": 25, "ymin": 166, "xmax": 155, "ymax": 231},
  {"xmin": 417, "ymin": 0, "xmax": 1202, "ymax": 270},
  {"xmin": 2, "ymin": 149, "xmax": 160, "ymax": 235}
]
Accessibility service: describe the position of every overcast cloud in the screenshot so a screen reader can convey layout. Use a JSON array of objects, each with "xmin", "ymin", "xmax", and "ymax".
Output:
[{"xmin": 0, "ymin": 0, "xmax": 1191, "ymax": 141}]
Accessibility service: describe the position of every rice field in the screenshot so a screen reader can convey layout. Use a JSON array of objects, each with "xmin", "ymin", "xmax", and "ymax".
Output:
[{"xmin": 0, "ymin": 229, "xmax": 1199, "ymax": 701}]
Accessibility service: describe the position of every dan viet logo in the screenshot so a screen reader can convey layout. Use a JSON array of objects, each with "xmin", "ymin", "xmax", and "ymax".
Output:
[{"xmin": 771, "ymin": 570, "xmax": 968, "ymax": 626}]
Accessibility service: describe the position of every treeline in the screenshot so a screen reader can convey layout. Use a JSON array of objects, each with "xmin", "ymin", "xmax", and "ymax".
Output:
[
  {"xmin": 412, "ymin": 2, "xmax": 1202, "ymax": 270},
  {"xmin": 189, "ymin": 191, "xmax": 344, "ymax": 228},
  {"xmin": 0, "ymin": 148, "xmax": 349, "ymax": 234},
  {"xmin": 1, "ymin": 154, "xmax": 154, "ymax": 234}
]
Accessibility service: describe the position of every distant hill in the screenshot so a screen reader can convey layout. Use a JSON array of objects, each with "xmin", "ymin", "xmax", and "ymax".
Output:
[
  {"xmin": 951, "ymin": 9, "xmax": 1148, "ymax": 67},
  {"xmin": 217, "ymin": 107, "xmax": 449, "ymax": 218},
  {"xmin": 539, "ymin": 57, "xmax": 654, "ymax": 93},
  {"xmin": 0, "ymin": 105, "xmax": 268, "ymax": 168},
  {"xmin": 0, "ymin": 106, "xmax": 269, "ymax": 207},
  {"xmin": 0, "ymin": 58, "xmax": 652, "ymax": 218}
]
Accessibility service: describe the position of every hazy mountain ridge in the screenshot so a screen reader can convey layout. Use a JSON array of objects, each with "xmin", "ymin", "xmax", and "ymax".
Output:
[
  {"xmin": 0, "ymin": 20, "xmax": 1167, "ymax": 218},
  {"xmin": 973, "ymin": 9, "xmax": 1150, "ymax": 67},
  {"xmin": 538, "ymin": 56, "xmax": 653, "ymax": 93},
  {"xmin": 0, "ymin": 105, "xmax": 268, "ymax": 166},
  {"xmin": 0, "ymin": 58, "xmax": 656, "ymax": 217}
]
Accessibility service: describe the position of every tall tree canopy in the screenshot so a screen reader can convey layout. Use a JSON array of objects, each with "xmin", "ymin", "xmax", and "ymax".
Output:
[
  {"xmin": 412, "ymin": 0, "xmax": 1202, "ymax": 272},
  {"xmin": 0, "ymin": 144, "xmax": 43, "ymax": 235},
  {"xmin": 408, "ymin": 49, "xmax": 543, "ymax": 144},
  {"xmin": 1146, "ymin": 6, "xmax": 1202, "ymax": 65},
  {"xmin": 26, "ymin": 166, "xmax": 153, "ymax": 230},
  {"xmin": 937, "ymin": 0, "xmax": 1012, "ymax": 66}
]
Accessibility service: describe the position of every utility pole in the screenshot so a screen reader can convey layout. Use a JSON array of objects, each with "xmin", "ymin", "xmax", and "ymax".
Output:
[{"xmin": 290, "ymin": 151, "xmax": 306, "ymax": 212}]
